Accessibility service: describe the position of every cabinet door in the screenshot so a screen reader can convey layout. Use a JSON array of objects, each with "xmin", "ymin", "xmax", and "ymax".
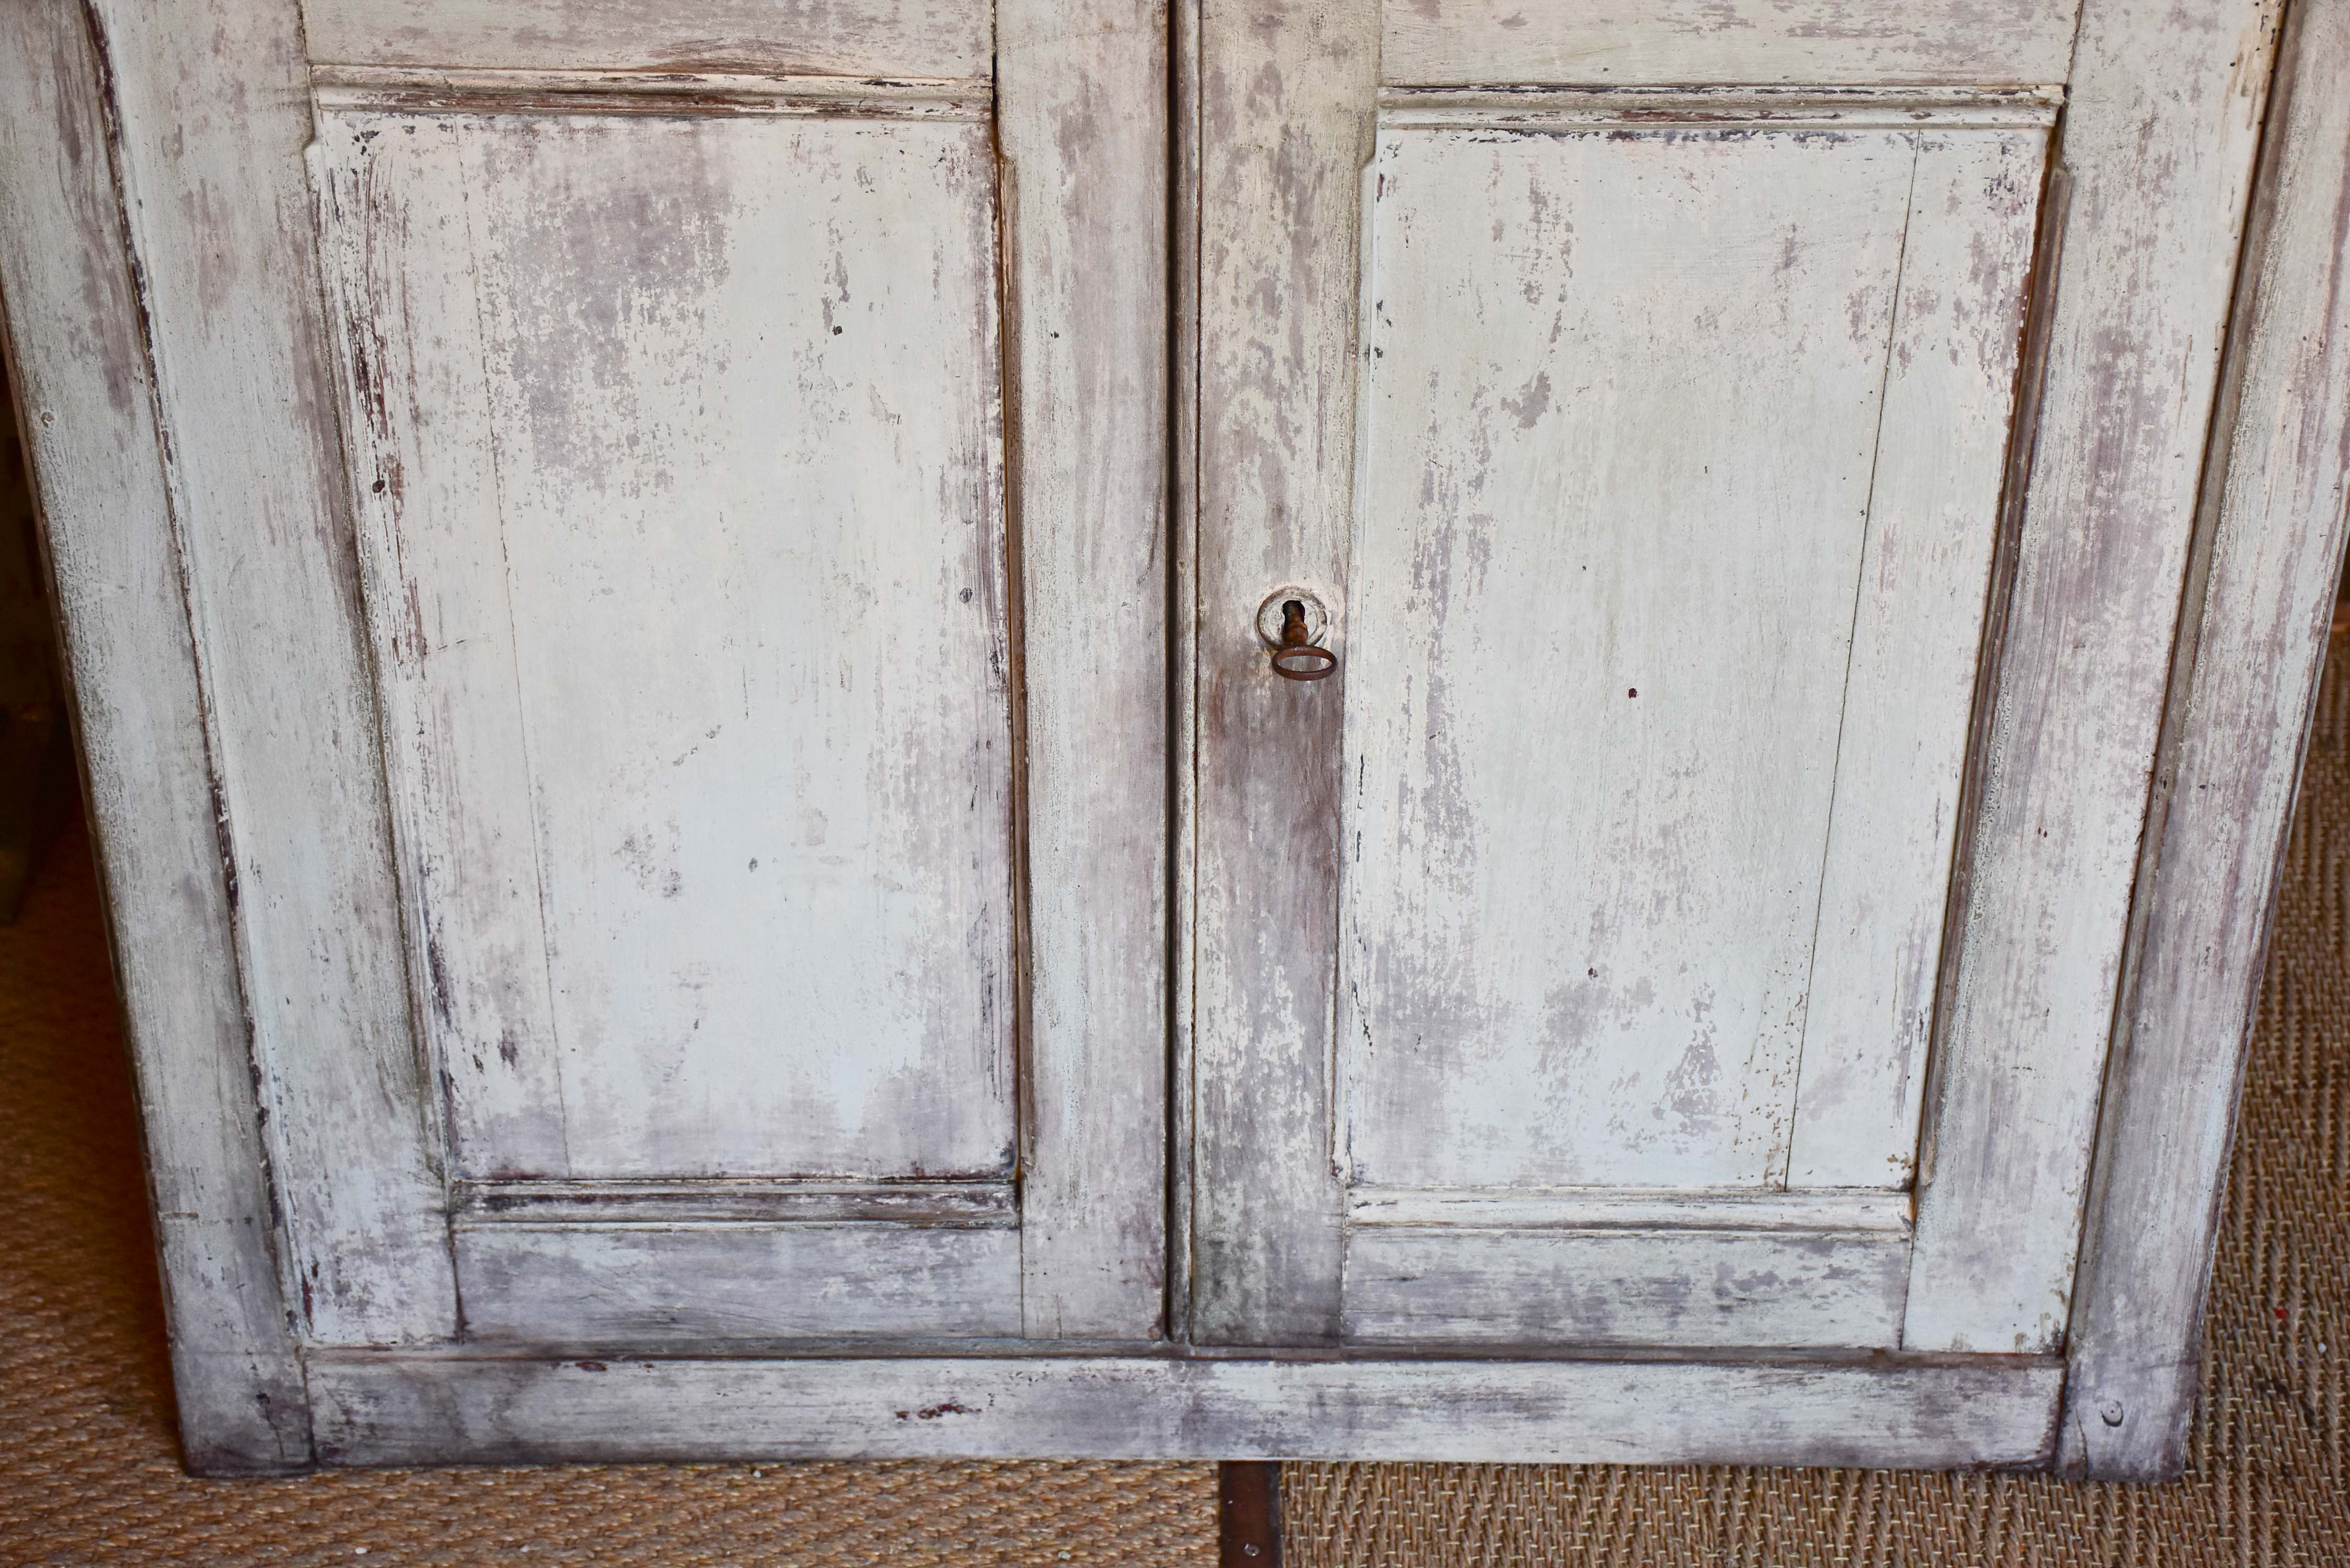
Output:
[
  {"xmin": 89, "ymin": 0, "xmax": 1164, "ymax": 1348},
  {"xmin": 1187, "ymin": 0, "xmax": 2272, "ymax": 1351}
]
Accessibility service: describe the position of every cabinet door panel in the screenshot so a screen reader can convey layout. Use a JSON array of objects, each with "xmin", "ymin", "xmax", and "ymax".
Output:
[
  {"xmin": 319, "ymin": 110, "xmax": 1016, "ymax": 1184},
  {"xmin": 1342, "ymin": 127, "xmax": 2038, "ymax": 1195},
  {"xmin": 1194, "ymin": 0, "xmax": 2274, "ymax": 1356},
  {"xmin": 1183, "ymin": 0, "xmax": 2275, "ymax": 1350},
  {"xmin": 73, "ymin": 0, "xmax": 1164, "ymax": 1353}
]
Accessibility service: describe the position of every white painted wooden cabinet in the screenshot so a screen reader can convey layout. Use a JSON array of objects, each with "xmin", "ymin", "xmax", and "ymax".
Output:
[{"xmin": 3, "ymin": 0, "xmax": 2346, "ymax": 1480}]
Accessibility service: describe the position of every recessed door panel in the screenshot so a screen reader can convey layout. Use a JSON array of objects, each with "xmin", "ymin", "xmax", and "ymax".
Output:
[
  {"xmin": 319, "ymin": 110, "xmax": 1015, "ymax": 1185},
  {"xmin": 1340, "ymin": 126, "xmax": 2044, "ymax": 1196}
]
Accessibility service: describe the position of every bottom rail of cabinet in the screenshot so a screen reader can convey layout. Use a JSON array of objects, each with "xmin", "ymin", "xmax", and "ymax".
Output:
[{"xmin": 301, "ymin": 1350, "xmax": 2063, "ymax": 1470}]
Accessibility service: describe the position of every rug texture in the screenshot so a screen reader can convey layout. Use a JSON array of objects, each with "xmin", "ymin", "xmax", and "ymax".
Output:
[{"xmin": 4, "ymin": 647, "xmax": 2347, "ymax": 1564}]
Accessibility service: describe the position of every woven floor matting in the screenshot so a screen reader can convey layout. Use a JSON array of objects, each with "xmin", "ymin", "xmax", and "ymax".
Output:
[{"xmin": 4, "ymin": 652, "xmax": 2347, "ymax": 1566}]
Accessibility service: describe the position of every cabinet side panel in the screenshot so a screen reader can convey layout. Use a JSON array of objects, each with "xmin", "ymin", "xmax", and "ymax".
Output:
[
  {"xmin": 1906, "ymin": 0, "xmax": 2280, "ymax": 1352},
  {"xmin": 2063, "ymin": 0, "xmax": 2350, "ymax": 1479},
  {"xmin": 0, "ymin": 2, "xmax": 311, "ymax": 1468},
  {"xmin": 89, "ymin": 0, "xmax": 459, "ymax": 1345}
]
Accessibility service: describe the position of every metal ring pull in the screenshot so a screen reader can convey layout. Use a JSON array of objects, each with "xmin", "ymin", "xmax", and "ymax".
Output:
[{"xmin": 1269, "ymin": 598, "xmax": 1338, "ymax": 682}]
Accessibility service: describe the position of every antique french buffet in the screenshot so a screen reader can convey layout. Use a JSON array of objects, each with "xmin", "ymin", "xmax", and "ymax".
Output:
[{"xmin": 1, "ymin": 0, "xmax": 2345, "ymax": 1478}]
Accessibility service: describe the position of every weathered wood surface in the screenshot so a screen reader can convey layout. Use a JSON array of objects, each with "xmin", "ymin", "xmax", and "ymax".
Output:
[
  {"xmin": 1189, "ymin": 0, "xmax": 1375, "ymax": 1343},
  {"xmin": 1343, "ymin": 1228, "xmax": 1910, "ymax": 1348},
  {"xmin": 2062, "ymin": 0, "xmax": 2350, "ymax": 1480},
  {"xmin": 314, "ymin": 107, "xmax": 1019, "ymax": 1184},
  {"xmin": 301, "ymin": 0, "xmax": 990, "ymax": 80},
  {"xmin": 0, "ymin": 0, "xmax": 312, "ymax": 1473},
  {"xmin": 1905, "ymin": 0, "xmax": 2281, "ymax": 1353},
  {"xmin": 1170, "ymin": 0, "xmax": 1205, "ymax": 1346},
  {"xmin": 90, "ymin": 0, "xmax": 458, "ymax": 1345},
  {"xmin": 309, "ymin": 67, "xmax": 993, "ymax": 119},
  {"xmin": 1347, "ymin": 1187, "xmax": 1910, "ymax": 1230},
  {"xmin": 998, "ymin": 0, "xmax": 1170, "ymax": 1341},
  {"xmin": 454, "ymin": 1223, "xmax": 1023, "ymax": 1342},
  {"xmin": 1377, "ymin": 86, "xmax": 2063, "ymax": 132},
  {"xmin": 1381, "ymin": 0, "xmax": 2081, "ymax": 89},
  {"xmin": 454, "ymin": 1178, "xmax": 1016, "ymax": 1225},
  {"xmin": 1338, "ymin": 124, "xmax": 2038, "ymax": 1195},
  {"xmin": 1787, "ymin": 129, "xmax": 2046, "ymax": 1189},
  {"xmin": 312, "ymin": 1351, "xmax": 2062, "ymax": 1465}
]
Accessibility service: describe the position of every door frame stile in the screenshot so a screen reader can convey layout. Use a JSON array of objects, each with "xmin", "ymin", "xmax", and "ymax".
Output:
[
  {"xmin": 82, "ymin": 0, "xmax": 463, "ymax": 1351},
  {"xmin": 1902, "ymin": 0, "xmax": 2282, "ymax": 1355},
  {"xmin": 1172, "ymin": 0, "xmax": 1206, "ymax": 1347},
  {"xmin": 2061, "ymin": 0, "xmax": 2350, "ymax": 1480},
  {"xmin": 999, "ymin": 0, "xmax": 1174, "ymax": 1341}
]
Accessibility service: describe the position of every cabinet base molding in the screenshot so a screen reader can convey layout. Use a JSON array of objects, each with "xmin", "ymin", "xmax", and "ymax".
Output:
[{"xmin": 306, "ymin": 1352, "xmax": 2061, "ymax": 1469}]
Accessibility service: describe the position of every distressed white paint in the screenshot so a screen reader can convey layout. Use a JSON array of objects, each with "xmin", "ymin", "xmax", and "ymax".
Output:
[
  {"xmin": 314, "ymin": 110, "xmax": 1018, "ymax": 1183},
  {"xmin": 3, "ymin": 0, "xmax": 2318, "ymax": 1474},
  {"xmin": 1381, "ymin": 0, "xmax": 2081, "ymax": 88},
  {"xmin": 453, "ymin": 1178, "xmax": 1016, "ymax": 1224},
  {"xmin": 310, "ymin": 1352, "xmax": 2065, "ymax": 1467},
  {"xmin": 1343, "ymin": 1228, "xmax": 1910, "ymax": 1348},
  {"xmin": 1788, "ymin": 132, "xmax": 2045, "ymax": 1187},
  {"xmin": 302, "ymin": 0, "xmax": 992, "ymax": 81},
  {"xmin": 1905, "ymin": 0, "xmax": 2281, "ymax": 1353},
  {"xmin": 310, "ymin": 67, "xmax": 993, "ymax": 119},
  {"xmin": 1188, "ymin": 0, "xmax": 1374, "ymax": 1343},
  {"xmin": 2063, "ymin": 0, "xmax": 2350, "ymax": 1478},
  {"xmin": 998, "ymin": 0, "xmax": 1172, "ymax": 1339},
  {"xmin": 1339, "ymin": 128, "xmax": 2038, "ymax": 1198},
  {"xmin": 1378, "ymin": 86, "xmax": 2063, "ymax": 131},
  {"xmin": 1348, "ymin": 1188, "xmax": 1910, "ymax": 1231},
  {"xmin": 89, "ymin": 0, "xmax": 459, "ymax": 1347},
  {"xmin": 0, "ymin": 0, "xmax": 311, "ymax": 1471},
  {"xmin": 454, "ymin": 1224, "xmax": 1023, "ymax": 1342}
]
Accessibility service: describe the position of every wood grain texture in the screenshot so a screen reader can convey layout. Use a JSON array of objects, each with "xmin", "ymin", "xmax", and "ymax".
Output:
[
  {"xmin": 1189, "ymin": 0, "xmax": 1376, "ymax": 1343},
  {"xmin": 1342, "ymin": 1228, "xmax": 1909, "ymax": 1348},
  {"xmin": 301, "ymin": 0, "xmax": 992, "ymax": 81},
  {"xmin": 1380, "ymin": 0, "xmax": 2081, "ymax": 89},
  {"xmin": 313, "ymin": 108, "xmax": 1018, "ymax": 1185},
  {"xmin": 0, "ymin": 0, "xmax": 311, "ymax": 1474},
  {"xmin": 453, "ymin": 1223, "xmax": 1023, "ymax": 1342},
  {"xmin": 1347, "ymin": 1189, "xmax": 1910, "ymax": 1231},
  {"xmin": 454, "ymin": 1179, "xmax": 1016, "ymax": 1225},
  {"xmin": 1376, "ymin": 86, "xmax": 2063, "ymax": 131},
  {"xmin": 310, "ymin": 1351, "xmax": 2063, "ymax": 1466},
  {"xmin": 1170, "ymin": 0, "xmax": 1205, "ymax": 1348},
  {"xmin": 1787, "ymin": 130, "xmax": 2045, "ymax": 1189},
  {"xmin": 90, "ymin": 0, "xmax": 457, "ymax": 1347},
  {"xmin": 1338, "ymin": 126, "xmax": 2037, "ymax": 1196},
  {"xmin": 997, "ymin": 0, "xmax": 1170, "ymax": 1341},
  {"xmin": 309, "ymin": 66, "xmax": 993, "ymax": 119},
  {"xmin": 1905, "ymin": 0, "xmax": 2281, "ymax": 1353},
  {"xmin": 2061, "ymin": 0, "xmax": 2350, "ymax": 1480}
]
